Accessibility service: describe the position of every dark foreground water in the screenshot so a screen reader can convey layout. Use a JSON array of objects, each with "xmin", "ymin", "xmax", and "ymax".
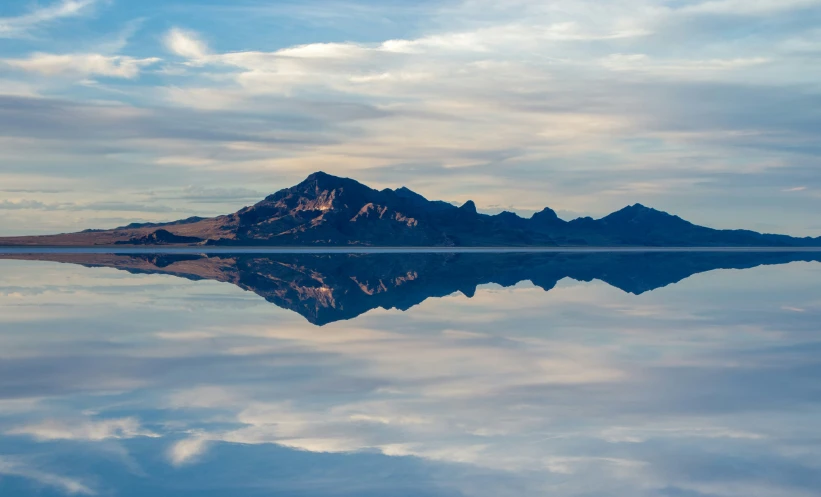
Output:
[{"xmin": 1, "ymin": 252, "xmax": 820, "ymax": 496}]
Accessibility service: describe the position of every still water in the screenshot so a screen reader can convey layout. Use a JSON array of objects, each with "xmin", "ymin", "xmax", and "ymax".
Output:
[{"xmin": 1, "ymin": 252, "xmax": 820, "ymax": 496}]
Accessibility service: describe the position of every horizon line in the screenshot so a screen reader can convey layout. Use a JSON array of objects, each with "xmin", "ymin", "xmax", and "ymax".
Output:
[{"xmin": 3, "ymin": 246, "xmax": 821, "ymax": 255}]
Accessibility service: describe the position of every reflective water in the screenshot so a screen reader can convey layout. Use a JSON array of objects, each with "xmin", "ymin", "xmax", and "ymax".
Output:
[{"xmin": 1, "ymin": 253, "xmax": 820, "ymax": 496}]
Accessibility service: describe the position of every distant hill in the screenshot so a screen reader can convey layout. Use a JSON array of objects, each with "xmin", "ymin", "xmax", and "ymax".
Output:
[{"xmin": 1, "ymin": 171, "xmax": 819, "ymax": 247}]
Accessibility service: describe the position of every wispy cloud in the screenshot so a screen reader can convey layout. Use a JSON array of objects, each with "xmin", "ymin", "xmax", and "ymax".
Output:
[
  {"xmin": 1, "ymin": 0, "xmax": 821, "ymax": 235},
  {"xmin": 0, "ymin": 457, "xmax": 95, "ymax": 495},
  {"xmin": 0, "ymin": 0, "xmax": 100, "ymax": 38},
  {"xmin": 165, "ymin": 28, "xmax": 210, "ymax": 61},
  {"xmin": 0, "ymin": 199, "xmax": 50, "ymax": 210},
  {"xmin": 0, "ymin": 199, "xmax": 178, "ymax": 213},
  {"xmin": 168, "ymin": 436, "xmax": 210, "ymax": 466},
  {"xmin": 3, "ymin": 53, "xmax": 160, "ymax": 79},
  {"xmin": 176, "ymin": 186, "xmax": 268, "ymax": 203},
  {"xmin": 7, "ymin": 417, "xmax": 158, "ymax": 441},
  {"xmin": 678, "ymin": 0, "xmax": 821, "ymax": 15},
  {"xmin": 600, "ymin": 54, "xmax": 772, "ymax": 77}
]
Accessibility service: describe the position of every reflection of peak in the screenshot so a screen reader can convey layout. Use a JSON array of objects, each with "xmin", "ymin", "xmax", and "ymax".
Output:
[
  {"xmin": 115, "ymin": 229, "xmax": 203, "ymax": 246},
  {"xmin": 5, "ymin": 252, "xmax": 820, "ymax": 326}
]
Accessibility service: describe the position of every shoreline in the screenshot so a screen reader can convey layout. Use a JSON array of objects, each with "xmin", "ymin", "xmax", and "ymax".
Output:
[{"xmin": 3, "ymin": 246, "xmax": 821, "ymax": 254}]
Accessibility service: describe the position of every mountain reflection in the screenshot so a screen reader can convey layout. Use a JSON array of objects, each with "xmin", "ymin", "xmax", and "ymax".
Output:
[
  {"xmin": 3, "ymin": 251, "xmax": 820, "ymax": 325},
  {"xmin": 1, "ymin": 255, "xmax": 821, "ymax": 496}
]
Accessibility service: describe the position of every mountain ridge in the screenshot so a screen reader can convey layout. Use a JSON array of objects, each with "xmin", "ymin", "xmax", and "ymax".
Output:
[{"xmin": 0, "ymin": 171, "xmax": 819, "ymax": 247}]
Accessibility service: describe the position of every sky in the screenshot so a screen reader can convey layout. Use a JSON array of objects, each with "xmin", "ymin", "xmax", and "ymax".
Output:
[
  {"xmin": 1, "ymin": 0, "xmax": 821, "ymax": 236},
  {"xmin": 1, "ymin": 257, "xmax": 821, "ymax": 496}
]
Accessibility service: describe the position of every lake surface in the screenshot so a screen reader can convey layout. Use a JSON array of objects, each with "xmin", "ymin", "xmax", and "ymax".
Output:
[{"xmin": 1, "ymin": 252, "xmax": 820, "ymax": 496}]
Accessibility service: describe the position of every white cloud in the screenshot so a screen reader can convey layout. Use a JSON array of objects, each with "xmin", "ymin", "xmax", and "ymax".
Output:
[
  {"xmin": 3, "ymin": 53, "xmax": 160, "ymax": 79},
  {"xmin": 0, "ymin": 199, "xmax": 177, "ymax": 214},
  {"xmin": 0, "ymin": 398, "xmax": 42, "ymax": 414},
  {"xmin": 8, "ymin": 417, "xmax": 159, "ymax": 441},
  {"xmin": 456, "ymin": 0, "xmax": 821, "ymax": 19},
  {"xmin": 0, "ymin": 0, "xmax": 99, "ymax": 38},
  {"xmin": 0, "ymin": 457, "xmax": 95, "ymax": 495},
  {"xmin": 165, "ymin": 28, "xmax": 210, "ymax": 60},
  {"xmin": 679, "ymin": 0, "xmax": 821, "ymax": 15},
  {"xmin": 0, "ymin": 199, "xmax": 50, "ymax": 210},
  {"xmin": 277, "ymin": 42, "xmax": 370, "ymax": 59},
  {"xmin": 600, "ymin": 53, "xmax": 772, "ymax": 76},
  {"xmin": 782, "ymin": 306, "xmax": 806, "ymax": 311},
  {"xmin": 167, "ymin": 386, "xmax": 245, "ymax": 408},
  {"xmin": 2, "ymin": 0, "xmax": 821, "ymax": 234},
  {"xmin": 168, "ymin": 436, "xmax": 210, "ymax": 466},
  {"xmin": 0, "ymin": 79, "xmax": 39, "ymax": 97},
  {"xmin": 382, "ymin": 22, "xmax": 650, "ymax": 54}
]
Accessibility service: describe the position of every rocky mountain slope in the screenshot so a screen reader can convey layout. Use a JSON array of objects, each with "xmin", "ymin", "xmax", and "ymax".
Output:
[{"xmin": 1, "ymin": 172, "xmax": 819, "ymax": 247}]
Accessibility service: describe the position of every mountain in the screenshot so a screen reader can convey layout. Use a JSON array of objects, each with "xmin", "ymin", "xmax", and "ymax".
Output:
[
  {"xmin": 4, "ymin": 252, "xmax": 820, "ymax": 325},
  {"xmin": 1, "ymin": 171, "xmax": 819, "ymax": 247}
]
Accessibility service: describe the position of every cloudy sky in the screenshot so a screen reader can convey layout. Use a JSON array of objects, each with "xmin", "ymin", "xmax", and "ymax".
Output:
[{"xmin": 1, "ymin": 0, "xmax": 820, "ymax": 236}]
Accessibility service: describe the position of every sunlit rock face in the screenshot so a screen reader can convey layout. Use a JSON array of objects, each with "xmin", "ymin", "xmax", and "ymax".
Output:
[
  {"xmin": 2, "ymin": 172, "xmax": 821, "ymax": 248},
  {"xmin": 200, "ymin": 171, "xmax": 556, "ymax": 246}
]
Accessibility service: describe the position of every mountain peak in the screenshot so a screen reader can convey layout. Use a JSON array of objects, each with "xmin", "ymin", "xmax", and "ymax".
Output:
[
  {"xmin": 6, "ymin": 173, "xmax": 819, "ymax": 248},
  {"xmin": 495, "ymin": 210, "xmax": 521, "ymax": 219},
  {"xmin": 531, "ymin": 207, "xmax": 562, "ymax": 225},
  {"xmin": 599, "ymin": 203, "xmax": 696, "ymax": 233},
  {"xmin": 289, "ymin": 171, "xmax": 375, "ymax": 199},
  {"xmin": 628, "ymin": 203, "xmax": 656, "ymax": 213},
  {"xmin": 605, "ymin": 203, "xmax": 667, "ymax": 219},
  {"xmin": 305, "ymin": 170, "xmax": 333, "ymax": 180},
  {"xmin": 394, "ymin": 186, "xmax": 425, "ymax": 201},
  {"xmin": 459, "ymin": 200, "xmax": 477, "ymax": 214},
  {"xmin": 300, "ymin": 171, "xmax": 346, "ymax": 186}
]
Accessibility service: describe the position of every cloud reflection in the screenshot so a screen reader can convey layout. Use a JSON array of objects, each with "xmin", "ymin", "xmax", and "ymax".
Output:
[{"xmin": 0, "ymin": 259, "xmax": 820, "ymax": 496}]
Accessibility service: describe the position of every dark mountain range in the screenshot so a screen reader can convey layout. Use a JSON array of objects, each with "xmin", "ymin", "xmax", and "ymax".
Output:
[
  {"xmin": 4, "ymin": 251, "xmax": 819, "ymax": 325},
  {"xmin": 1, "ymin": 171, "xmax": 819, "ymax": 247}
]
